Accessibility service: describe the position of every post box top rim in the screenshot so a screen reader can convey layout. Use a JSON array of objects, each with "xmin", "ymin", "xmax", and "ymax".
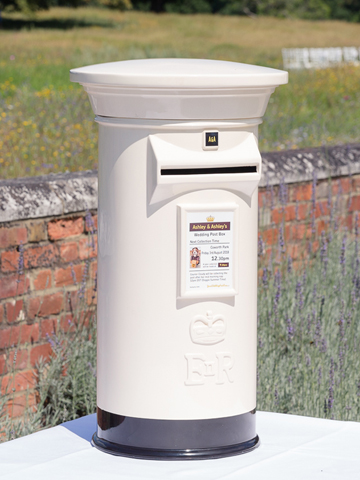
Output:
[{"xmin": 70, "ymin": 58, "xmax": 288, "ymax": 89}]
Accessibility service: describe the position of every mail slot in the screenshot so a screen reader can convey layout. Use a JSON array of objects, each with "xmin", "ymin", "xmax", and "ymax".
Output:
[{"xmin": 70, "ymin": 58, "xmax": 288, "ymax": 460}]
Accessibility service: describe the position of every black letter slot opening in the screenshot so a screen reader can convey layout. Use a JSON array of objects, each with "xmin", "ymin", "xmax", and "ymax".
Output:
[{"xmin": 161, "ymin": 166, "xmax": 257, "ymax": 176}]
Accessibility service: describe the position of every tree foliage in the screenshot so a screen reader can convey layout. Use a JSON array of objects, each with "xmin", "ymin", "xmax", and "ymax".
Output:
[
  {"xmin": 0, "ymin": 0, "xmax": 359, "ymax": 20},
  {"xmin": 130, "ymin": 0, "xmax": 360, "ymax": 21}
]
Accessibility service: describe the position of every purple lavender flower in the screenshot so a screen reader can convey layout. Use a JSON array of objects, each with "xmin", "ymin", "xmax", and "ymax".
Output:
[
  {"xmin": 328, "ymin": 358, "xmax": 335, "ymax": 412},
  {"xmin": 16, "ymin": 242, "xmax": 24, "ymax": 284},
  {"xmin": 287, "ymin": 317, "xmax": 295, "ymax": 341},
  {"xmin": 287, "ymin": 256, "xmax": 293, "ymax": 274},
  {"xmin": 278, "ymin": 225, "xmax": 285, "ymax": 255},
  {"xmin": 305, "ymin": 354, "xmax": 311, "ymax": 367},
  {"xmin": 320, "ymin": 338, "xmax": 328, "ymax": 353},
  {"xmin": 340, "ymin": 234, "xmax": 347, "ymax": 276},
  {"xmin": 279, "ymin": 177, "xmax": 288, "ymax": 213},
  {"xmin": 262, "ymin": 267, "xmax": 268, "ymax": 287},
  {"xmin": 258, "ymin": 235, "xmax": 265, "ymax": 258},
  {"xmin": 311, "ymin": 171, "xmax": 317, "ymax": 235}
]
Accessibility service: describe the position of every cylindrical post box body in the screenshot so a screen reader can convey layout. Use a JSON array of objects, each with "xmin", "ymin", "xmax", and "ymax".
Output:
[{"xmin": 70, "ymin": 59, "xmax": 288, "ymax": 460}]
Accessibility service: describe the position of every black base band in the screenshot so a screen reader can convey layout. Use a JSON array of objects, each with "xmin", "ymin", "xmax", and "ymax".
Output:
[{"xmin": 93, "ymin": 407, "xmax": 259, "ymax": 460}]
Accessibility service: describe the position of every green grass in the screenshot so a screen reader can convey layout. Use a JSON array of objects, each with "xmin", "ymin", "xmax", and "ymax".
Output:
[{"xmin": 0, "ymin": 8, "xmax": 360, "ymax": 179}]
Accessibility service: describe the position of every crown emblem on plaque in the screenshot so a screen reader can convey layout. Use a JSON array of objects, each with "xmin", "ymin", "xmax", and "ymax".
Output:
[
  {"xmin": 206, "ymin": 215, "xmax": 215, "ymax": 222},
  {"xmin": 190, "ymin": 311, "xmax": 226, "ymax": 345}
]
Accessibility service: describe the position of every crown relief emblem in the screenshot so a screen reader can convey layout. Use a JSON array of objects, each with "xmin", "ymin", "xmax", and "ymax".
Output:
[
  {"xmin": 206, "ymin": 215, "xmax": 215, "ymax": 222},
  {"xmin": 190, "ymin": 311, "xmax": 226, "ymax": 345}
]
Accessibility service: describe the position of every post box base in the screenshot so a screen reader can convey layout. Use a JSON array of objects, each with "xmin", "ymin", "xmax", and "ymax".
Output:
[{"xmin": 92, "ymin": 407, "xmax": 259, "ymax": 460}]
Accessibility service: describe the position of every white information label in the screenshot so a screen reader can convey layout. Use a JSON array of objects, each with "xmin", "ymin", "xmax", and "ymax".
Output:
[{"xmin": 186, "ymin": 211, "xmax": 234, "ymax": 293}]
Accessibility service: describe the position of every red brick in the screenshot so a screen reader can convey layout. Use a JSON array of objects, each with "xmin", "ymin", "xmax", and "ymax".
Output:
[
  {"xmin": 261, "ymin": 227, "xmax": 279, "ymax": 246},
  {"xmin": 5, "ymin": 393, "xmax": 36, "ymax": 418},
  {"xmin": 20, "ymin": 323, "xmax": 39, "ymax": 344},
  {"xmin": 28, "ymin": 221, "xmax": 47, "ymax": 243},
  {"xmin": 85, "ymin": 213, "xmax": 98, "ymax": 233},
  {"xmin": 258, "ymin": 191, "xmax": 266, "ymax": 208},
  {"xmin": 0, "ymin": 349, "xmax": 29, "ymax": 374},
  {"xmin": 1, "ymin": 369, "xmax": 36, "ymax": 395},
  {"xmin": 0, "ymin": 304, "xmax": 3, "ymax": 324},
  {"xmin": 55, "ymin": 264, "xmax": 83, "ymax": 287},
  {"xmin": 0, "ymin": 226, "xmax": 27, "ymax": 249},
  {"xmin": 292, "ymin": 224, "xmax": 312, "ymax": 241},
  {"xmin": 315, "ymin": 201, "xmax": 329, "ymax": 218},
  {"xmin": 40, "ymin": 318, "xmax": 57, "ymax": 339},
  {"xmin": 0, "ymin": 325, "xmax": 20, "ymax": 349},
  {"xmin": 79, "ymin": 236, "xmax": 97, "ymax": 260},
  {"xmin": 1, "ymin": 250, "xmax": 19, "ymax": 273},
  {"xmin": 48, "ymin": 217, "xmax": 84, "ymax": 241},
  {"xmin": 332, "ymin": 177, "xmax": 352, "ymax": 196},
  {"xmin": 290, "ymin": 184, "xmax": 313, "ymax": 202},
  {"xmin": 0, "ymin": 323, "xmax": 40, "ymax": 348},
  {"xmin": 30, "ymin": 343, "xmax": 53, "ymax": 366},
  {"xmin": 60, "ymin": 313, "xmax": 75, "ymax": 332},
  {"xmin": 60, "ymin": 242, "xmax": 79, "ymax": 263},
  {"xmin": 272, "ymin": 205, "xmax": 297, "ymax": 224},
  {"xmin": 348, "ymin": 195, "xmax": 360, "ymax": 212},
  {"xmin": 25, "ymin": 244, "xmax": 58, "ymax": 270},
  {"xmin": 65, "ymin": 290, "xmax": 80, "ymax": 313},
  {"xmin": 27, "ymin": 297, "xmax": 41, "ymax": 320},
  {"xmin": 316, "ymin": 220, "xmax": 327, "ymax": 235},
  {"xmin": 5, "ymin": 299, "xmax": 24, "ymax": 323},
  {"xmin": 296, "ymin": 204, "xmax": 309, "ymax": 221},
  {"xmin": 1, "ymin": 244, "xmax": 58, "ymax": 273},
  {"xmin": 0, "ymin": 274, "xmax": 29, "ymax": 300},
  {"xmin": 27, "ymin": 292, "xmax": 63, "ymax": 319},
  {"xmin": 33, "ymin": 269, "xmax": 52, "ymax": 291},
  {"xmin": 87, "ymin": 286, "xmax": 97, "ymax": 305}
]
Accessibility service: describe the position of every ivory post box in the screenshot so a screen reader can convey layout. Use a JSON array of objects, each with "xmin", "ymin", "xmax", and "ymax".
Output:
[{"xmin": 70, "ymin": 58, "xmax": 288, "ymax": 460}]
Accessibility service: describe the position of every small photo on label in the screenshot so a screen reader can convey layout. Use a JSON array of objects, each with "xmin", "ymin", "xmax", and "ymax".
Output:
[{"xmin": 190, "ymin": 247, "xmax": 201, "ymax": 268}]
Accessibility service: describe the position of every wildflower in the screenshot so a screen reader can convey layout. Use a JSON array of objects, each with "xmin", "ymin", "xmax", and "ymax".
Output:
[{"xmin": 287, "ymin": 256, "xmax": 292, "ymax": 274}]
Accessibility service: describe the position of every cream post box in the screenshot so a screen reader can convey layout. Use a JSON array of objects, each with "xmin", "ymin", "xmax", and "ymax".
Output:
[{"xmin": 70, "ymin": 59, "xmax": 288, "ymax": 460}]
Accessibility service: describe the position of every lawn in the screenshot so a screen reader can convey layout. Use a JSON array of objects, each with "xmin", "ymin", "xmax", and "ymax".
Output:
[{"xmin": 1, "ymin": 8, "xmax": 360, "ymax": 179}]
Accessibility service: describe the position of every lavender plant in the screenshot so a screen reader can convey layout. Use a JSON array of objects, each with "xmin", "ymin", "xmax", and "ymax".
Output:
[{"xmin": 257, "ymin": 181, "xmax": 360, "ymax": 421}]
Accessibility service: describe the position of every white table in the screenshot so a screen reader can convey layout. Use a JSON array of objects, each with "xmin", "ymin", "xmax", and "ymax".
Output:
[{"xmin": 1, "ymin": 411, "xmax": 359, "ymax": 479}]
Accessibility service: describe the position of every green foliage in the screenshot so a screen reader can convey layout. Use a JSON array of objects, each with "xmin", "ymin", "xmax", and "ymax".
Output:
[
  {"xmin": 164, "ymin": 0, "xmax": 212, "ymax": 14},
  {"xmin": 130, "ymin": 0, "xmax": 360, "ymax": 20}
]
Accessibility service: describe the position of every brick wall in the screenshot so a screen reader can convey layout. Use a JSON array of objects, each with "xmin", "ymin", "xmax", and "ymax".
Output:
[
  {"xmin": 1, "ymin": 143, "xmax": 360, "ymax": 419},
  {"xmin": 0, "ymin": 211, "xmax": 97, "ymax": 417}
]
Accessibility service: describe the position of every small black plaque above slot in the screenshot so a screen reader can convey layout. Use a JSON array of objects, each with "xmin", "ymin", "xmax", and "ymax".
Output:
[{"xmin": 205, "ymin": 131, "xmax": 218, "ymax": 147}]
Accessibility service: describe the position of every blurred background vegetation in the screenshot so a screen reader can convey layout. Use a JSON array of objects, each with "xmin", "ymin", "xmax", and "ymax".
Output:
[
  {"xmin": 1, "ymin": 0, "xmax": 360, "ymax": 21},
  {"xmin": 0, "ymin": 3, "xmax": 359, "ymax": 180}
]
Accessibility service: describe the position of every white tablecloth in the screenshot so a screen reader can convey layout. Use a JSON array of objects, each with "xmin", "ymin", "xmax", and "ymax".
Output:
[{"xmin": 1, "ymin": 411, "xmax": 359, "ymax": 479}]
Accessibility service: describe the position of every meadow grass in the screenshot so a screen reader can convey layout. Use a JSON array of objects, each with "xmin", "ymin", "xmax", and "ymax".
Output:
[{"xmin": 0, "ymin": 8, "xmax": 360, "ymax": 179}]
